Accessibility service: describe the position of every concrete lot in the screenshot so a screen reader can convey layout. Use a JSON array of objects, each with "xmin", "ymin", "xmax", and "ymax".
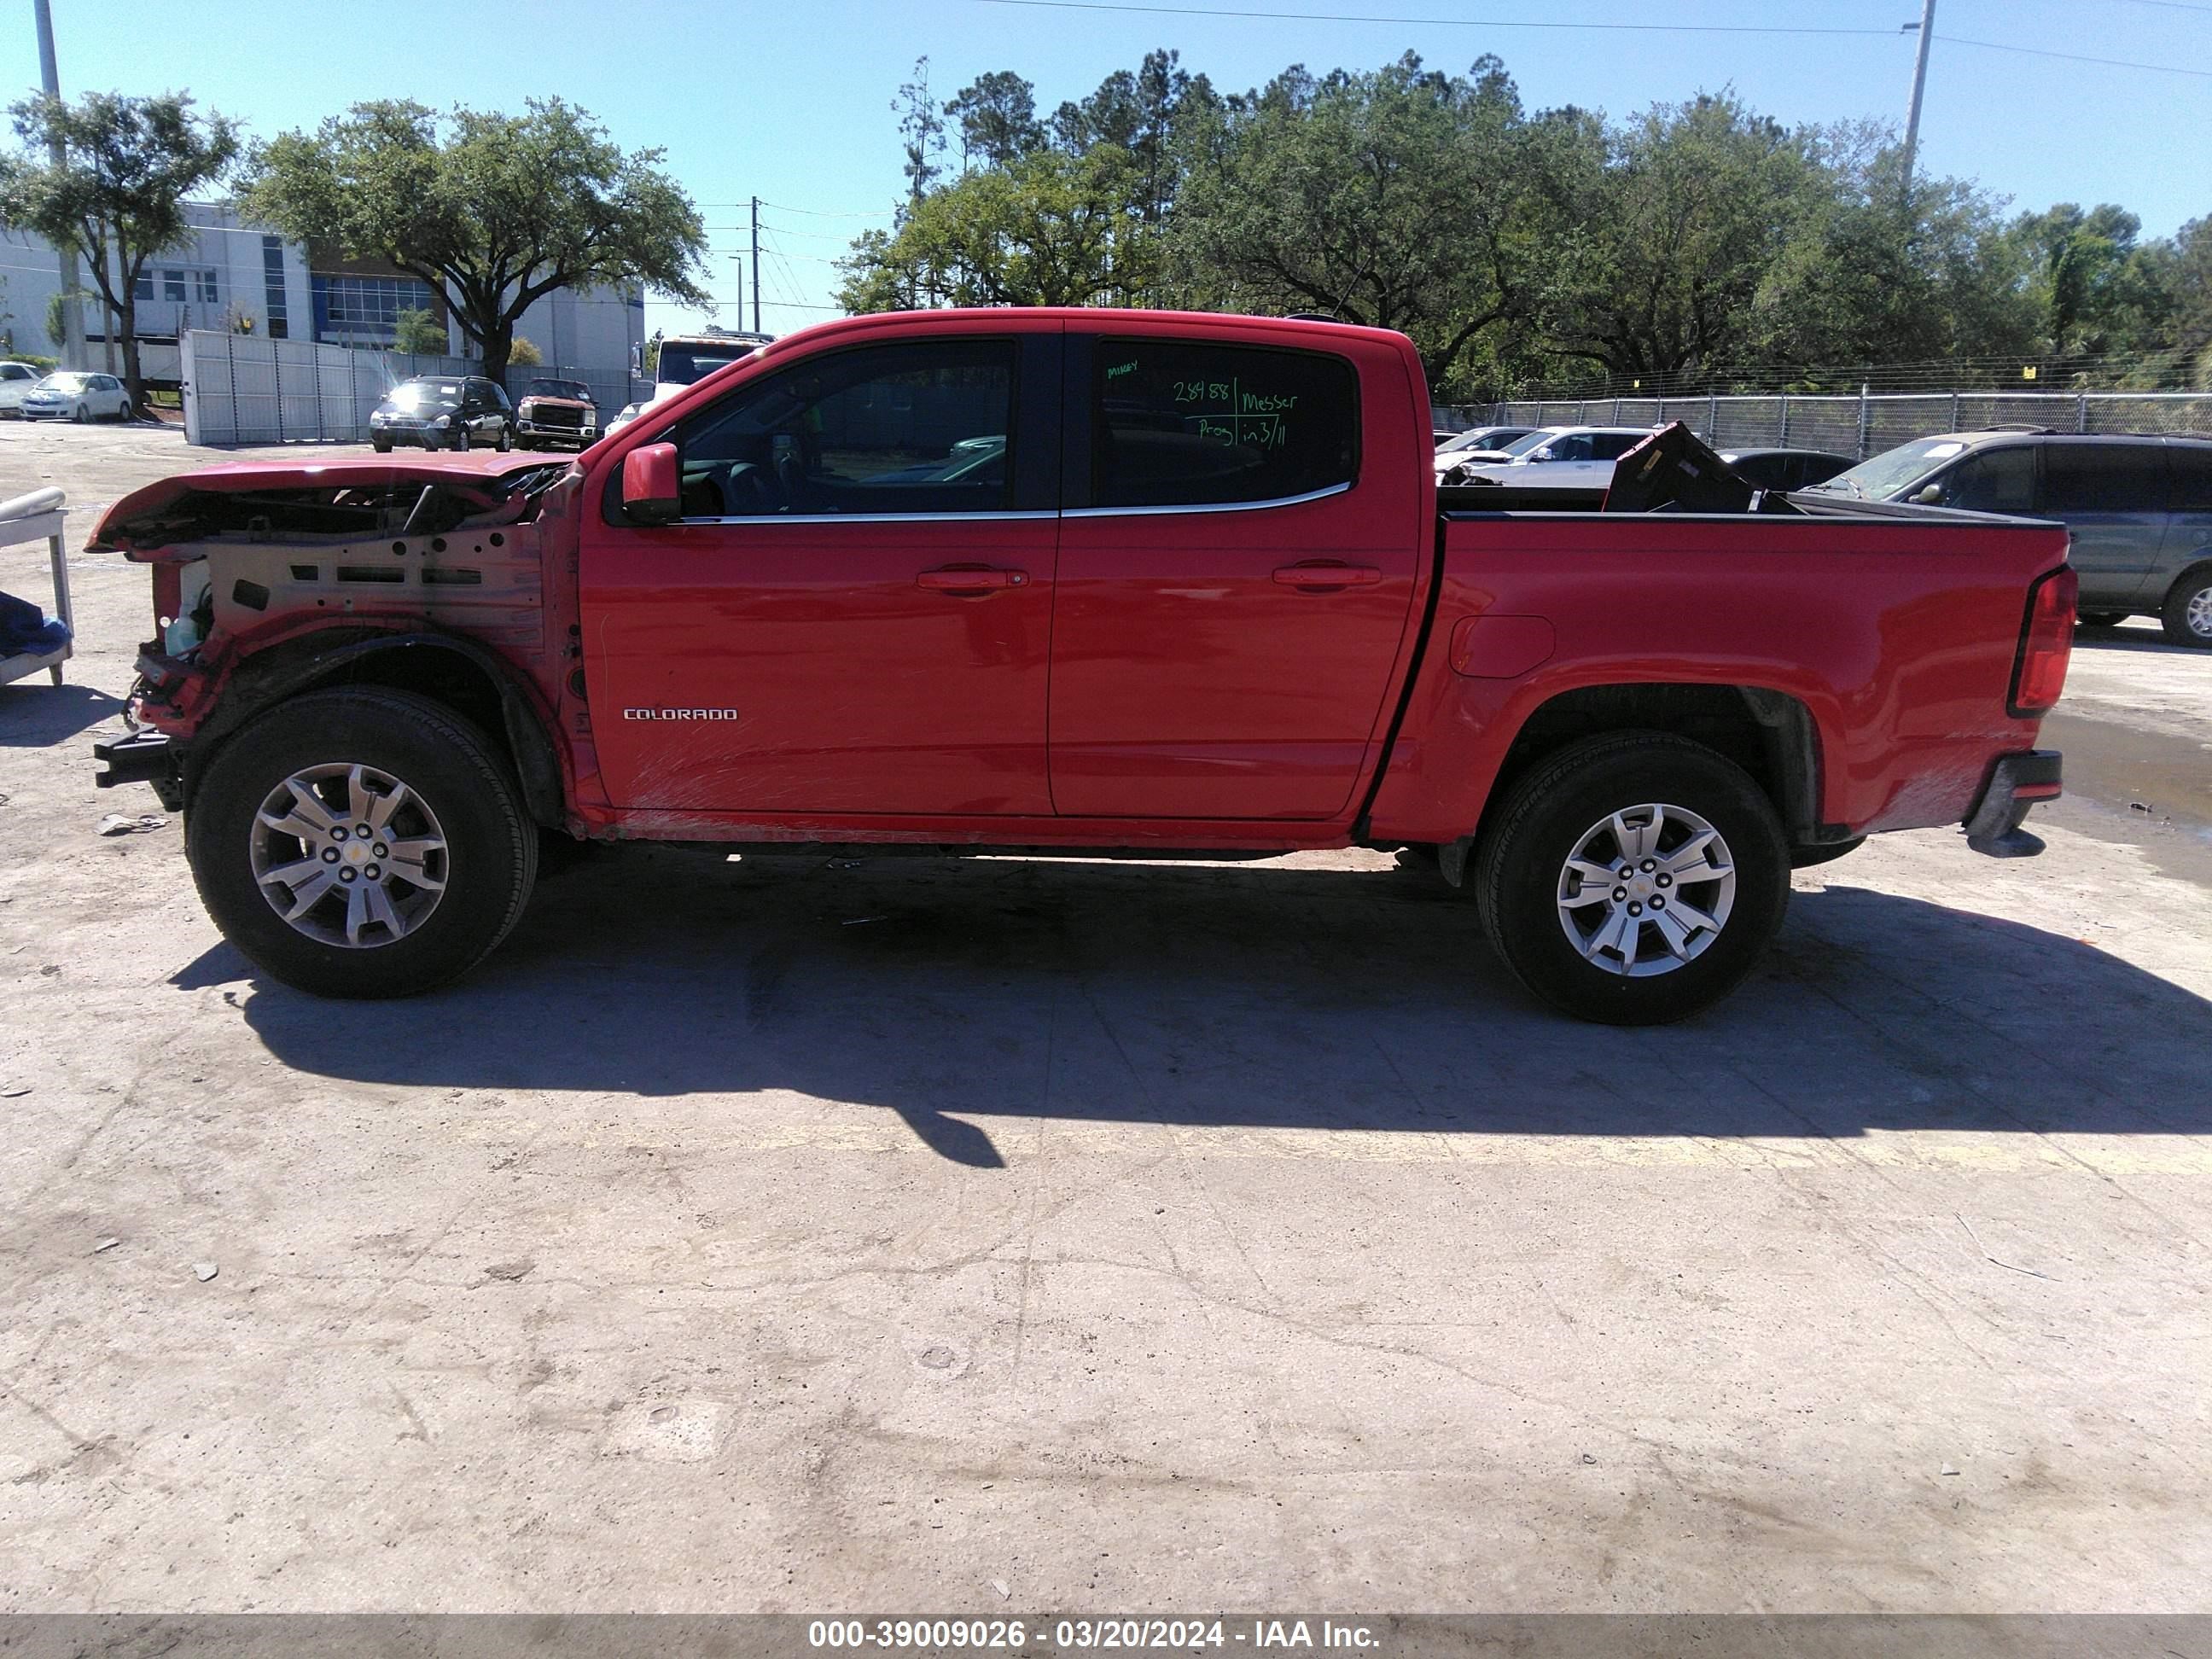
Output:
[{"xmin": 3, "ymin": 422, "xmax": 2210, "ymax": 1614}]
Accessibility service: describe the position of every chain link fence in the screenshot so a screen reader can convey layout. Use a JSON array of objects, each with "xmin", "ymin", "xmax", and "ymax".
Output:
[
  {"xmin": 180, "ymin": 330, "xmax": 637, "ymax": 447},
  {"xmin": 1441, "ymin": 390, "xmax": 2212, "ymax": 459}
]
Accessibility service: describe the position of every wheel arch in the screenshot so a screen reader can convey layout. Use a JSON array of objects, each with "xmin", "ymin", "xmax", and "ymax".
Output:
[
  {"xmin": 1486, "ymin": 682, "xmax": 1831, "ymax": 847},
  {"xmin": 184, "ymin": 631, "xmax": 566, "ymax": 828}
]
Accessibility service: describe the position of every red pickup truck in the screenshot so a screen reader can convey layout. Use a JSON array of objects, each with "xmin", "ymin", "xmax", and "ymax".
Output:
[{"xmin": 90, "ymin": 309, "xmax": 2075, "ymax": 1023}]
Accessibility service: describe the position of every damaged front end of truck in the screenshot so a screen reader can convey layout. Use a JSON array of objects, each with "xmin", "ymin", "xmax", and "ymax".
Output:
[{"xmin": 89, "ymin": 457, "xmax": 577, "ymax": 819}]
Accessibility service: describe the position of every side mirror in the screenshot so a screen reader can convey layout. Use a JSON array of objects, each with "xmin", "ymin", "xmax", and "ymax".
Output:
[
  {"xmin": 1528, "ymin": 447, "xmax": 1554, "ymax": 463},
  {"xmin": 622, "ymin": 442, "xmax": 680, "ymax": 525},
  {"xmin": 1912, "ymin": 482, "xmax": 1945, "ymax": 505}
]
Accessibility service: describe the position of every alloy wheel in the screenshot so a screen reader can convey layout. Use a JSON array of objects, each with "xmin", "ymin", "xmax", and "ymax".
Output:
[
  {"xmin": 1555, "ymin": 802, "xmax": 1738, "ymax": 977},
  {"xmin": 249, "ymin": 762, "xmax": 448, "ymax": 948}
]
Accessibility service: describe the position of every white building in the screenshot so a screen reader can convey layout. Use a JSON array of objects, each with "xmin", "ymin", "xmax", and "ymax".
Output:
[{"xmin": 2, "ymin": 201, "xmax": 645, "ymax": 408}]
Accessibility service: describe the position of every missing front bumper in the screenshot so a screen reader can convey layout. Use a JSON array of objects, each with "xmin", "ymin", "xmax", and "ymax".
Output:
[{"xmin": 93, "ymin": 728, "xmax": 184, "ymax": 812}]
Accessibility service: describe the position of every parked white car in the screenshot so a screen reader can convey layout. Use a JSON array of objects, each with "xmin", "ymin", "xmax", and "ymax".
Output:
[
  {"xmin": 1452, "ymin": 426, "xmax": 1653, "ymax": 491},
  {"xmin": 0, "ymin": 361, "xmax": 42, "ymax": 417},
  {"xmin": 19, "ymin": 370, "xmax": 132, "ymax": 423},
  {"xmin": 1433, "ymin": 424, "xmax": 1537, "ymax": 475}
]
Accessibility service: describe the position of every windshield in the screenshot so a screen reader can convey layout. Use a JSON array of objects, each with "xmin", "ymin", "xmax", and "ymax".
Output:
[
  {"xmin": 1438, "ymin": 428, "xmax": 1510, "ymax": 456},
  {"xmin": 658, "ymin": 341, "xmax": 764, "ymax": 387},
  {"xmin": 527, "ymin": 379, "xmax": 591, "ymax": 401},
  {"xmin": 1807, "ymin": 437, "xmax": 1969, "ymax": 500},
  {"xmin": 387, "ymin": 380, "xmax": 465, "ymax": 410},
  {"xmin": 1500, "ymin": 429, "xmax": 1563, "ymax": 458},
  {"xmin": 0, "ymin": 363, "xmax": 34, "ymax": 381},
  {"xmin": 38, "ymin": 372, "xmax": 90, "ymax": 392}
]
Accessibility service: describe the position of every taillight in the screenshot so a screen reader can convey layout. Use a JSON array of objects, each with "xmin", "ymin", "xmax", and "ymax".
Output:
[{"xmin": 2008, "ymin": 565, "xmax": 2076, "ymax": 717}]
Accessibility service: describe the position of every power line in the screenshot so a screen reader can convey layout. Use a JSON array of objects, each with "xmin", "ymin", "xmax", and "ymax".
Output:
[
  {"xmin": 972, "ymin": 0, "xmax": 2212, "ymax": 76},
  {"xmin": 1937, "ymin": 32, "xmax": 2212, "ymax": 78},
  {"xmin": 973, "ymin": 0, "xmax": 1896, "ymax": 38}
]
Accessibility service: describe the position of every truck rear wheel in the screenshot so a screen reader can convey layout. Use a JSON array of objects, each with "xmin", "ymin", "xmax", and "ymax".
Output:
[
  {"xmin": 186, "ymin": 688, "xmax": 538, "ymax": 998},
  {"xmin": 1473, "ymin": 733, "xmax": 1790, "ymax": 1025}
]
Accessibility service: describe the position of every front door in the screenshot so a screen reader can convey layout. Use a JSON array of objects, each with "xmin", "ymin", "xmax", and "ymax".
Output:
[
  {"xmin": 1047, "ymin": 333, "xmax": 1423, "ymax": 821},
  {"xmin": 581, "ymin": 333, "xmax": 1060, "ymax": 816}
]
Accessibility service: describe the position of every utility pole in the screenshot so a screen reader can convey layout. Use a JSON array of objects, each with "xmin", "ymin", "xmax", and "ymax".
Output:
[
  {"xmin": 32, "ymin": 0, "xmax": 86, "ymax": 370},
  {"xmin": 1901, "ymin": 0, "xmax": 1937, "ymax": 189},
  {"xmin": 749, "ymin": 196, "xmax": 761, "ymax": 335},
  {"xmin": 726, "ymin": 252, "xmax": 744, "ymax": 333}
]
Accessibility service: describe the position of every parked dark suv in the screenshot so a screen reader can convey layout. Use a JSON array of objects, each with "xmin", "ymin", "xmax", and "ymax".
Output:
[
  {"xmin": 369, "ymin": 375, "xmax": 515, "ymax": 453},
  {"xmin": 1809, "ymin": 432, "xmax": 2212, "ymax": 646}
]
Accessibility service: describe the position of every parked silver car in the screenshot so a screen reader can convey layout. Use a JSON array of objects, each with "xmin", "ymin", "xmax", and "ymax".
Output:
[
  {"xmin": 0, "ymin": 360, "xmax": 42, "ymax": 417},
  {"xmin": 1807, "ymin": 432, "xmax": 2212, "ymax": 646},
  {"xmin": 19, "ymin": 370, "xmax": 132, "ymax": 423}
]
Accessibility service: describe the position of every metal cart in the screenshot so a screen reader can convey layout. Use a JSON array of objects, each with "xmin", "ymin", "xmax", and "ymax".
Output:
[{"xmin": 0, "ymin": 486, "xmax": 73, "ymax": 687}]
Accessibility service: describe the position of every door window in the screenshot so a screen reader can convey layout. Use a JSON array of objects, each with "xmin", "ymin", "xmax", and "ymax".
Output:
[
  {"xmin": 1089, "ymin": 338, "xmax": 1356, "ymax": 508},
  {"xmin": 1591, "ymin": 433, "xmax": 1644, "ymax": 461},
  {"xmin": 2040, "ymin": 444, "xmax": 2168, "ymax": 514},
  {"xmin": 2166, "ymin": 445, "xmax": 2212, "ymax": 511},
  {"xmin": 673, "ymin": 339, "xmax": 1016, "ymax": 518},
  {"xmin": 1545, "ymin": 434, "xmax": 1595, "ymax": 463},
  {"xmin": 1938, "ymin": 446, "xmax": 2036, "ymax": 512}
]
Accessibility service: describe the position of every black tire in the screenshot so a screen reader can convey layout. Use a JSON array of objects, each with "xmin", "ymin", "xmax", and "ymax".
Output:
[
  {"xmin": 2160, "ymin": 567, "xmax": 2212, "ymax": 648},
  {"xmin": 72, "ymin": 402, "xmax": 89, "ymax": 423},
  {"xmin": 186, "ymin": 688, "xmax": 538, "ymax": 998},
  {"xmin": 496, "ymin": 424, "xmax": 513, "ymax": 451},
  {"xmin": 2076, "ymin": 611, "xmax": 2125, "ymax": 629},
  {"xmin": 1473, "ymin": 732, "xmax": 1790, "ymax": 1025},
  {"xmin": 371, "ymin": 437, "xmax": 392, "ymax": 454},
  {"xmin": 451, "ymin": 425, "xmax": 470, "ymax": 452}
]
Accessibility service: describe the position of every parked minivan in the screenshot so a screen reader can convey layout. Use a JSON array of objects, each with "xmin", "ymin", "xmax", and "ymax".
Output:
[{"xmin": 1807, "ymin": 432, "xmax": 2212, "ymax": 646}]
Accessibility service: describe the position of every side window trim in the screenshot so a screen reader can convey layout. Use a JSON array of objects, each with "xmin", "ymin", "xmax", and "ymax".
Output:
[{"xmin": 1064, "ymin": 482, "xmax": 1355, "ymax": 520}]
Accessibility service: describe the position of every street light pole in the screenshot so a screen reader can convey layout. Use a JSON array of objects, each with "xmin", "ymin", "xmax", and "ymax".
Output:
[
  {"xmin": 750, "ymin": 197, "xmax": 762, "ymax": 335},
  {"xmin": 32, "ymin": 0, "xmax": 87, "ymax": 370},
  {"xmin": 1901, "ymin": 0, "xmax": 1938, "ymax": 189}
]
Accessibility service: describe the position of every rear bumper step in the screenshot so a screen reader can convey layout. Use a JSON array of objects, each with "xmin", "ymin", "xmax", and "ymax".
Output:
[{"xmin": 1965, "ymin": 749, "xmax": 2062, "ymax": 858}]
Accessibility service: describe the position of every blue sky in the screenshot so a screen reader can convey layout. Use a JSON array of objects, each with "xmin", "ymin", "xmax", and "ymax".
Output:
[{"xmin": 6, "ymin": 0, "xmax": 2208, "ymax": 341}]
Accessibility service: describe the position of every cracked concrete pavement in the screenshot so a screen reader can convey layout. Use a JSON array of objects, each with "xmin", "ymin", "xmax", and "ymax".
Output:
[{"xmin": 3, "ymin": 424, "xmax": 2209, "ymax": 1613}]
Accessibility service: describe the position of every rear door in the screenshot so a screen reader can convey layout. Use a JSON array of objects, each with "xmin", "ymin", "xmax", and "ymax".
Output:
[
  {"xmin": 2035, "ymin": 441, "xmax": 2170, "ymax": 607},
  {"xmin": 581, "ymin": 331, "xmax": 1062, "ymax": 816},
  {"xmin": 1046, "ymin": 329, "xmax": 1423, "ymax": 820},
  {"xmin": 2158, "ymin": 443, "xmax": 2212, "ymax": 603}
]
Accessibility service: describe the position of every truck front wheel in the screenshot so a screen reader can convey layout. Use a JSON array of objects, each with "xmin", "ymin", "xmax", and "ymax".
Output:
[
  {"xmin": 1473, "ymin": 733, "xmax": 1790, "ymax": 1025},
  {"xmin": 186, "ymin": 688, "xmax": 538, "ymax": 998}
]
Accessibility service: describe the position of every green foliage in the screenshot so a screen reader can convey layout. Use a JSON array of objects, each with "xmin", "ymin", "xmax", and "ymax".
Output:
[
  {"xmin": 0, "ymin": 91, "xmax": 239, "ymax": 403},
  {"xmin": 392, "ymin": 306, "xmax": 448, "ymax": 355},
  {"xmin": 850, "ymin": 47, "xmax": 2209, "ymax": 401},
  {"xmin": 241, "ymin": 98, "xmax": 707, "ymax": 386},
  {"xmin": 841, "ymin": 148, "xmax": 1163, "ymax": 310},
  {"xmin": 508, "ymin": 334, "xmax": 543, "ymax": 367},
  {"xmin": 1170, "ymin": 54, "xmax": 1536, "ymax": 392}
]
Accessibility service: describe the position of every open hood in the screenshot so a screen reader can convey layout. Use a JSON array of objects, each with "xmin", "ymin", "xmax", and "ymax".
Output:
[{"xmin": 91, "ymin": 454, "xmax": 559, "ymax": 560}]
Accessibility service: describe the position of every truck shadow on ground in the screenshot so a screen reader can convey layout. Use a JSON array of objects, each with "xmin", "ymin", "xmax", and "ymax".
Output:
[{"xmin": 183, "ymin": 847, "xmax": 2212, "ymax": 1167}]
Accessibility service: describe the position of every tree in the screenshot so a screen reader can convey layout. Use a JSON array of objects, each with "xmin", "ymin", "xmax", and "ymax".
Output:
[
  {"xmin": 894, "ymin": 59, "xmax": 947, "ymax": 209},
  {"xmin": 509, "ymin": 334, "xmax": 543, "ymax": 367},
  {"xmin": 1169, "ymin": 55, "xmax": 1540, "ymax": 393},
  {"xmin": 946, "ymin": 72, "xmax": 1045, "ymax": 170},
  {"xmin": 0, "ymin": 91, "xmax": 239, "ymax": 407},
  {"xmin": 392, "ymin": 306, "xmax": 448, "ymax": 355},
  {"xmin": 1529, "ymin": 93, "xmax": 1819, "ymax": 383},
  {"xmin": 840, "ymin": 147, "xmax": 1161, "ymax": 311},
  {"xmin": 242, "ymin": 98, "xmax": 707, "ymax": 387}
]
